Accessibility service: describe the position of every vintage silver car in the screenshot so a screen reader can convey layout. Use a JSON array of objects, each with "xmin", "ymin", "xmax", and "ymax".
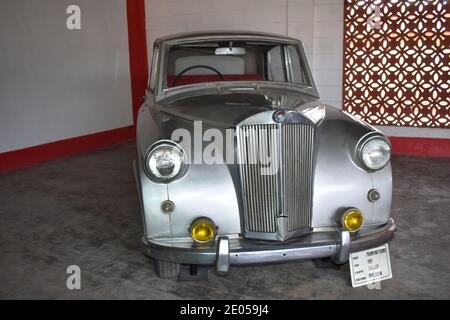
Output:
[{"xmin": 134, "ymin": 31, "xmax": 396, "ymax": 280}]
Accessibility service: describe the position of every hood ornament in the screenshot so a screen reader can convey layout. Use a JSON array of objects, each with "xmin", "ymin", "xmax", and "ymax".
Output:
[
  {"xmin": 271, "ymin": 97, "xmax": 281, "ymax": 108},
  {"xmin": 264, "ymin": 95, "xmax": 282, "ymax": 109}
]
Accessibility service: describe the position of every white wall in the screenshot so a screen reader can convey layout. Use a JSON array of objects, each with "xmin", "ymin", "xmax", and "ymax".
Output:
[
  {"xmin": 0, "ymin": 0, "xmax": 133, "ymax": 153},
  {"xmin": 310, "ymin": 0, "xmax": 343, "ymax": 108}
]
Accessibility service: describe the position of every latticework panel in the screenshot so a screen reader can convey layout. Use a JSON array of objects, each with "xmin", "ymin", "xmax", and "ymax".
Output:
[{"xmin": 343, "ymin": 0, "xmax": 449, "ymax": 128}]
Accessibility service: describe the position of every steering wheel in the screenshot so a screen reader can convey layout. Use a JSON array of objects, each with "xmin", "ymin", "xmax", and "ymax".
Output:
[{"xmin": 171, "ymin": 65, "xmax": 225, "ymax": 87}]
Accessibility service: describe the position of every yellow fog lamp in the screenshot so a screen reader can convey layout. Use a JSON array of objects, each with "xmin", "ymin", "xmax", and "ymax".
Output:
[
  {"xmin": 190, "ymin": 217, "xmax": 217, "ymax": 244},
  {"xmin": 341, "ymin": 208, "xmax": 364, "ymax": 232}
]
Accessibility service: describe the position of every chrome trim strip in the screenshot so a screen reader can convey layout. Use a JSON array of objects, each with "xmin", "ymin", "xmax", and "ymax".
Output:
[
  {"xmin": 276, "ymin": 122, "xmax": 284, "ymax": 238},
  {"xmin": 230, "ymin": 243, "xmax": 335, "ymax": 265}
]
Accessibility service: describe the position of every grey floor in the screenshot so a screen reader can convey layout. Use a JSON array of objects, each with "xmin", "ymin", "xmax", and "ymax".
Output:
[{"xmin": 0, "ymin": 141, "xmax": 449, "ymax": 299}]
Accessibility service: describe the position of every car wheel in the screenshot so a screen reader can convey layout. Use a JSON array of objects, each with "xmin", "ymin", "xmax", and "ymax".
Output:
[
  {"xmin": 313, "ymin": 257, "xmax": 348, "ymax": 269},
  {"xmin": 153, "ymin": 259, "xmax": 180, "ymax": 279}
]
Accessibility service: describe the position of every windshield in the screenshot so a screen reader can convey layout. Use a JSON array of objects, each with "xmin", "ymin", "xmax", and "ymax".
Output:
[{"xmin": 164, "ymin": 40, "xmax": 312, "ymax": 89}]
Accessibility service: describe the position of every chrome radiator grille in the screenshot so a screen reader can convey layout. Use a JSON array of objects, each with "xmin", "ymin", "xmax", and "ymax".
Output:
[
  {"xmin": 282, "ymin": 124, "xmax": 314, "ymax": 232},
  {"xmin": 237, "ymin": 123, "xmax": 315, "ymax": 236}
]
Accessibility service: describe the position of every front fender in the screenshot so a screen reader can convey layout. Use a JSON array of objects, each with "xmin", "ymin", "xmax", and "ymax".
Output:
[
  {"xmin": 312, "ymin": 107, "xmax": 392, "ymax": 228},
  {"xmin": 167, "ymin": 163, "xmax": 241, "ymax": 237},
  {"xmin": 137, "ymin": 162, "xmax": 241, "ymax": 239}
]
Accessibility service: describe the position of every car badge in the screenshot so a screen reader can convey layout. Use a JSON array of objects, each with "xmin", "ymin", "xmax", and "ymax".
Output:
[{"xmin": 273, "ymin": 110, "xmax": 287, "ymax": 123}]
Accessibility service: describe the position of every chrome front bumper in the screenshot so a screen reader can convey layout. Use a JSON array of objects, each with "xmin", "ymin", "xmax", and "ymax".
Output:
[{"xmin": 142, "ymin": 218, "xmax": 396, "ymax": 275}]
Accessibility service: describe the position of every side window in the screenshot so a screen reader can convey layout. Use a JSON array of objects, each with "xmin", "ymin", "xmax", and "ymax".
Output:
[
  {"xmin": 266, "ymin": 46, "xmax": 285, "ymax": 82},
  {"xmin": 287, "ymin": 45, "xmax": 308, "ymax": 85},
  {"xmin": 149, "ymin": 46, "xmax": 159, "ymax": 92}
]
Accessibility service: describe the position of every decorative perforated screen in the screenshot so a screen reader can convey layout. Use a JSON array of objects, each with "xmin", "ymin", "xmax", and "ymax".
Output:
[{"xmin": 343, "ymin": 0, "xmax": 449, "ymax": 128}]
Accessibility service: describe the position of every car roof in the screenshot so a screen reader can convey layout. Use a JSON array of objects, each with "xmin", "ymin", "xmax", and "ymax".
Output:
[{"xmin": 156, "ymin": 30, "xmax": 300, "ymax": 44}]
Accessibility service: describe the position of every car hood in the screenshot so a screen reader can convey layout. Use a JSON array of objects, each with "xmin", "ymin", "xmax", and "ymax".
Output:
[{"xmin": 156, "ymin": 89, "xmax": 321, "ymax": 128}]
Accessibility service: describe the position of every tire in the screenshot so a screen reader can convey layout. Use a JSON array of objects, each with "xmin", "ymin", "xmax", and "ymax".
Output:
[
  {"xmin": 153, "ymin": 259, "xmax": 180, "ymax": 279},
  {"xmin": 313, "ymin": 257, "xmax": 348, "ymax": 269}
]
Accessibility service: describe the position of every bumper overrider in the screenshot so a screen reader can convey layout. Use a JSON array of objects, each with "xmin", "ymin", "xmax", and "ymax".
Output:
[{"xmin": 142, "ymin": 218, "xmax": 396, "ymax": 275}]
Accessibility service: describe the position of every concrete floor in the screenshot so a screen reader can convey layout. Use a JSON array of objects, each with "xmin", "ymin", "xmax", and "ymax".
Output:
[{"xmin": 0, "ymin": 141, "xmax": 449, "ymax": 299}]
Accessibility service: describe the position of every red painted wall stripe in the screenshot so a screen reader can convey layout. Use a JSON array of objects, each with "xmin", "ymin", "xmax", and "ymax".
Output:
[
  {"xmin": 390, "ymin": 137, "xmax": 450, "ymax": 158},
  {"xmin": 126, "ymin": 0, "xmax": 149, "ymax": 126},
  {"xmin": 0, "ymin": 126, "xmax": 135, "ymax": 173}
]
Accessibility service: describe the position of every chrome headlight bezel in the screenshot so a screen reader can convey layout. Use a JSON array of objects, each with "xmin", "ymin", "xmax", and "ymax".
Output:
[
  {"xmin": 144, "ymin": 140, "xmax": 187, "ymax": 183},
  {"xmin": 356, "ymin": 135, "xmax": 391, "ymax": 171}
]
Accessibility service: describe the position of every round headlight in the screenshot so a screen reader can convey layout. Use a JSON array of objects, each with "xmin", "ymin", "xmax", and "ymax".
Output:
[
  {"xmin": 360, "ymin": 137, "xmax": 391, "ymax": 171},
  {"xmin": 145, "ymin": 141, "xmax": 186, "ymax": 182}
]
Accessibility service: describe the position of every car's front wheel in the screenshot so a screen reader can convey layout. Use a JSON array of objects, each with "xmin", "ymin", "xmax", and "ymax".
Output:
[
  {"xmin": 153, "ymin": 259, "xmax": 180, "ymax": 279},
  {"xmin": 313, "ymin": 257, "xmax": 348, "ymax": 269}
]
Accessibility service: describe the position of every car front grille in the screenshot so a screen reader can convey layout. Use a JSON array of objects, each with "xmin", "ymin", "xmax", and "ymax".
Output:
[{"xmin": 237, "ymin": 123, "xmax": 315, "ymax": 237}]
